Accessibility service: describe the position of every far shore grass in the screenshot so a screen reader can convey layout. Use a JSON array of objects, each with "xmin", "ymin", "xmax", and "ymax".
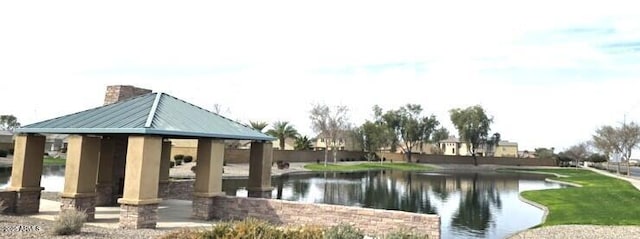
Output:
[
  {"xmin": 514, "ymin": 168, "xmax": 640, "ymax": 226},
  {"xmin": 43, "ymin": 156, "xmax": 66, "ymax": 166},
  {"xmin": 304, "ymin": 162, "xmax": 433, "ymax": 172}
]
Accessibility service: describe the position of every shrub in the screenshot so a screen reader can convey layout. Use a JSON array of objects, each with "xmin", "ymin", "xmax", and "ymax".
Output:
[
  {"xmin": 183, "ymin": 155, "xmax": 194, "ymax": 163},
  {"xmin": 383, "ymin": 230, "xmax": 429, "ymax": 239},
  {"xmin": 324, "ymin": 223, "xmax": 364, "ymax": 239},
  {"xmin": 174, "ymin": 154, "xmax": 184, "ymax": 160},
  {"xmin": 159, "ymin": 228, "xmax": 208, "ymax": 239},
  {"xmin": 191, "ymin": 165, "xmax": 197, "ymax": 174},
  {"xmin": 53, "ymin": 209, "xmax": 87, "ymax": 235},
  {"xmin": 175, "ymin": 159, "xmax": 183, "ymax": 166},
  {"xmin": 285, "ymin": 225, "xmax": 325, "ymax": 239},
  {"xmin": 162, "ymin": 219, "xmax": 327, "ymax": 239},
  {"xmin": 169, "ymin": 161, "xmax": 175, "ymax": 168},
  {"xmin": 0, "ymin": 150, "xmax": 7, "ymax": 157}
]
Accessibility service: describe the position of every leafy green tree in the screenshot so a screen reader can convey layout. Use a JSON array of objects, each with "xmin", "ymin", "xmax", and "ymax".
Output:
[
  {"xmin": 358, "ymin": 121, "xmax": 391, "ymax": 160},
  {"xmin": 309, "ymin": 104, "xmax": 350, "ymax": 165},
  {"xmin": 375, "ymin": 104, "xmax": 439, "ymax": 162},
  {"xmin": 249, "ymin": 121, "xmax": 268, "ymax": 132},
  {"xmin": 266, "ymin": 121, "xmax": 298, "ymax": 150},
  {"xmin": 534, "ymin": 147, "xmax": 555, "ymax": 159},
  {"xmin": 0, "ymin": 115, "xmax": 20, "ymax": 131},
  {"xmin": 449, "ymin": 105, "xmax": 493, "ymax": 165},
  {"xmin": 432, "ymin": 127, "xmax": 450, "ymax": 142},
  {"xmin": 586, "ymin": 153, "xmax": 608, "ymax": 163},
  {"xmin": 293, "ymin": 135, "xmax": 313, "ymax": 150},
  {"xmin": 483, "ymin": 132, "xmax": 501, "ymax": 157}
]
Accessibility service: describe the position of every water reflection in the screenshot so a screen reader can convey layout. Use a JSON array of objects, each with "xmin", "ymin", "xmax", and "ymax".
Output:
[
  {"xmin": 0, "ymin": 166, "xmax": 564, "ymax": 239},
  {"xmin": 224, "ymin": 171, "xmax": 564, "ymax": 239}
]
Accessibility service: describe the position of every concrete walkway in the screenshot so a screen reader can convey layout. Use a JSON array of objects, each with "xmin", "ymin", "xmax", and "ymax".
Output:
[
  {"xmin": 583, "ymin": 166, "xmax": 640, "ymax": 191},
  {"xmin": 31, "ymin": 199, "xmax": 213, "ymax": 229}
]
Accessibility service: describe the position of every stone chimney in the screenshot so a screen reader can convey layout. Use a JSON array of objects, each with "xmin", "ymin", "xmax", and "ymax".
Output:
[{"xmin": 103, "ymin": 85, "xmax": 152, "ymax": 105}]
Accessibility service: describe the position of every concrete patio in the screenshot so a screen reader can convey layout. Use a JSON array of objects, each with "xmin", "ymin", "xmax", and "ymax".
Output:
[{"xmin": 31, "ymin": 199, "xmax": 213, "ymax": 229}]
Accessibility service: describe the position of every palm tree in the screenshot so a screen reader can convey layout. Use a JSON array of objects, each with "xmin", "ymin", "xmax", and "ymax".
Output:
[
  {"xmin": 267, "ymin": 121, "xmax": 298, "ymax": 150},
  {"xmin": 249, "ymin": 121, "xmax": 268, "ymax": 132},
  {"xmin": 294, "ymin": 136, "xmax": 313, "ymax": 150}
]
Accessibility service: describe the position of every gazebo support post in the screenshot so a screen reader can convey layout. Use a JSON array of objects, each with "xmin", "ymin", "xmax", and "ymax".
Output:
[
  {"xmin": 96, "ymin": 136, "xmax": 116, "ymax": 206},
  {"xmin": 192, "ymin": 139, "xmax": 225, "ymax": 220},
  {"xmin": 118, "ymin": 135, "xmax": 162, "ymax": 229},
  {"xmin": 60, "ymin": 135, "xmax": 101, "ymax": 221},
  {"xmin": 247, "ymin": 141, "xmax": 274, "ymax": 198},
  {"xmin": 8, "ymin": 134, "xmax": 45, "ymax": 214},
  {"xmin": 158, "ymin": 140, "xmax": 172, "ymax": 198}
]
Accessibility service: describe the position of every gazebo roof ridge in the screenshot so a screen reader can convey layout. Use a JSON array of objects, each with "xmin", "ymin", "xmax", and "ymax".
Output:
[{"xmin": 16, "ymin": 91, "xmax": 275, "ymax": 141}]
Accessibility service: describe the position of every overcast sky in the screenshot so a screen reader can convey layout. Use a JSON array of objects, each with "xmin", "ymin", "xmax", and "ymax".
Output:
[{"xmin": 1, "ymin": 1, "xmax": 640, "ymax": 152}]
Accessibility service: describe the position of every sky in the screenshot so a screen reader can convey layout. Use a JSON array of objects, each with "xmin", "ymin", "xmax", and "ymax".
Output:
[{"xmin": 1, "ymin": 1, "xmax": 640, "ymax": 152}]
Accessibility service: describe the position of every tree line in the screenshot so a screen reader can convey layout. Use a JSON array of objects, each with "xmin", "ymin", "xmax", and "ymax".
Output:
[
  {"xmin": 552, "ymin": 122, "xmax": 640, "ymax": 175},
  {"xmin": 249, "ymin": 104, "xmax": 500, "ymax": 165}
]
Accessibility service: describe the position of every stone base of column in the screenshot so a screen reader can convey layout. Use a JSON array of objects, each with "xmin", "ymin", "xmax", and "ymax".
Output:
[
  {"xmin": 95, "ymin": 183, "xmax": 114, "ymax": 206},
  {"xmin": 60, "ymin": 196, "xmax": 96, "ymax": 221},
  {"xmin": 15, "ymin": 189, "xmax": 42, "ymax": 215},
  {"xmin": 247, "ymin": 187, "xmax": 273, "ymax": 198},
  {"xmin": 192, "ymin": 195, "xmax": 220, "ymax": 220},
  {"xmin": 158, "ymin": 181, "xmax": 169, "ymax": 198},
  {"xmin": 119, "ymin": 204, "xmax": 159, "ymax": 229}
]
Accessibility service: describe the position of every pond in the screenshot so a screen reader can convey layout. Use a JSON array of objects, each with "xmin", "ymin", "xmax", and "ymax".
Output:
[{"xmin": 0, "ymin": 166, "xmax": 565, "ymax": 239}]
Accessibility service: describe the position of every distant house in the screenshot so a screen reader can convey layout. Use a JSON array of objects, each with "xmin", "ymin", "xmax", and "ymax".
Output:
[
  {"xmin": 438, "ymin": 137, "xmax": 518, "ymax": 157},
  {"xmin": 313, "ymin": 131, "xmax": 362, "ymax": 151},
  {"xmin": 0, "ymin": 130, "xmax": 13, "ymax": 151},
  {"xmin": 271, "ymin": 137, "xmax": 296, "ymax": 150},
  {"xmin": 493, "ymin": 141, "xmax": 518, "ymax": 157},
  {"xmin": 438, "ymin": 137, "xmax": 472, "ymax": 156}
]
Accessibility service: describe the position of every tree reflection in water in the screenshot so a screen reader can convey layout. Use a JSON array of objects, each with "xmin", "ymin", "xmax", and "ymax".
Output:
[
  {"xmin": 451, "ymin": 173, "xmax": 503, "ymax": 236},
  {"xmin": 221, "ymin": 170, "xmax": 557, "ymax": 239}
]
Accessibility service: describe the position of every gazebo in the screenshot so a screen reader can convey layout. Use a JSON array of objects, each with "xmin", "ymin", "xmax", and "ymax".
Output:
[{"xmin": 4, "ymin": 92, "xmax": 275, "ymax": 229}]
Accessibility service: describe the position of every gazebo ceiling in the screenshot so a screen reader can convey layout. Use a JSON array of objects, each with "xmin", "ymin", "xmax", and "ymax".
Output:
[{"xmin": 16, "ymin": 92, "xmax": 275, "ymax": 141}]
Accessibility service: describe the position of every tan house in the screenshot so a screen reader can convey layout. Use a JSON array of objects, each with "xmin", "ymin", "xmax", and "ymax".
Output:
[
  {"xmin": 0, "ymin": 130, "xmax": 13, "ymax": 151},
  {"xmin": 438, "ymin": 137, "xmax": 518, "ymax": 157},
  {"xmin": 493, "ymin": 141, "xmax": 518, "ymax": 157},
  {"xmin": 313, "ymin": 131, "xmax": 361, "ymax": 151}
]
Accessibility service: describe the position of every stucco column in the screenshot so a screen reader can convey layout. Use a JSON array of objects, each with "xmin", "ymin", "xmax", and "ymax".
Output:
[
  {"xmin": 60, "ymin": 135, "xmax": 101, "ymax": 221},
  {"xmin": 247, "ymin": 141, "xmax": 273, "ymax": 198},
  {"xmin": 192, "ymin": 139, "xmax": 225, "ymax": 220},
  {"xmin": 8, "ymin": 134, "xmax": 45, "ymax": 214},
  {"xmin": 157, "ymin": 140, "xmax": 172, "ymax": 198},
  {"xmin": 118, "ymin": 135, "xmax": 162, "ymax": 229},
  {"xmin": 95, "ymin": 137, "xmax": 116, "ymax": 206}
]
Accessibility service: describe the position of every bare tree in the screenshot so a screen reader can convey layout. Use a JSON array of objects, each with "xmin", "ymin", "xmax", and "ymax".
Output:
[
  {"xmin": 562, "ymin": 142, "xmax": 590, "ymax": 169},
  {"xmin": 309, "ymin": 104, "xmax": 350, "ymax": 166},
  {"xmin": 592, "ymin": 122, "xmax": 640, "ymax": 175}
]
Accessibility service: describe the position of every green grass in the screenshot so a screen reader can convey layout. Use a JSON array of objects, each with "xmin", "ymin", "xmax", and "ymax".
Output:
[
  {"xmin": 43, "ymin": 156, "xmax": 67, "ymax": 166},
  {"xmin": 516, "ymin": 169, "xmax": 640, "ymax": 226},
  {"xmin": 304, "ymin": 162, "xmax": 433, "ymax": 172}
]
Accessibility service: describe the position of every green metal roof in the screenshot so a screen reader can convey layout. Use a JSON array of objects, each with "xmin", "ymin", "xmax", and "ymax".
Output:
[{"xmin": 16, "ymin": 92, "xmax": 275, "ymax": 141}]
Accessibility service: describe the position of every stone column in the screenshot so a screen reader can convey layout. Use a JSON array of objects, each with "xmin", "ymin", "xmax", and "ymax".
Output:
[
  {"xmin": 118, "ymin": 135, "xmax": 162, "ymax": 229},
  {"xmin": 158, "ymin": 140, "xmax": 172, "ymax": 198},
  {"xmin": 192, "ymin": 139, "xmax": 225, "ymax": 220},
  {"xmin": 60, "ymin": 135, "xmax": 101, "ymax": 221},
  {"xmin": 8, "ymin": 134, "xmax": 45, "ymax": 214},
  {"xmin": 247, "ymin": 141, "xmax": 273, "ymax": 198},
  {"xmin": 96, "ymin": 137, "xmax": 115, "ymax": 206}
]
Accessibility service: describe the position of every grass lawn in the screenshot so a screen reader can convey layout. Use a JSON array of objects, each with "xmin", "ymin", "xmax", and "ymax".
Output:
[
  {"xmin": 517, "ymin": 169, "xmax": 640, "ymax": 226},
  {"xmin": 43, "ymin": 156, "xmax": 66, "ymax": 166},
  {"xmin": 304, "ymin": 162, "xmax": 433, "ymax": 172}
]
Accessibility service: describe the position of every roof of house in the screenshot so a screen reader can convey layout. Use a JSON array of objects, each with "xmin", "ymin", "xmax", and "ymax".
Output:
[{"xmin": 16, "ymin": 92, "xmax": 275, "ymax": 141}]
